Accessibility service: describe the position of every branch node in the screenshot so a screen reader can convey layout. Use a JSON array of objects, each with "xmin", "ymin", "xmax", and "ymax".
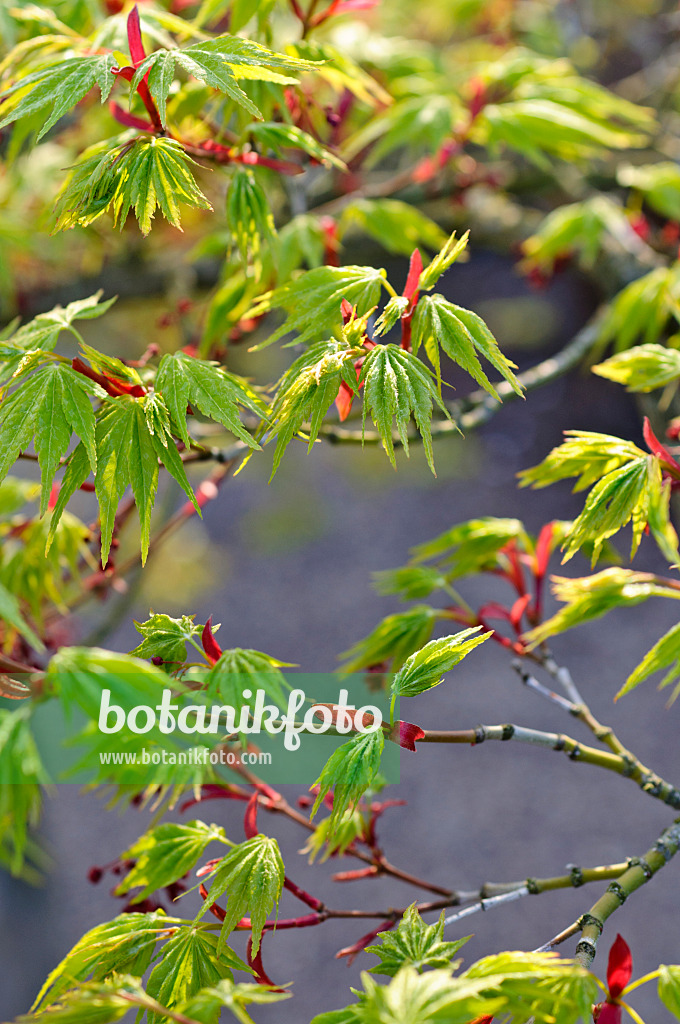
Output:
[
  {"xmin": 578, "ymin": 914, "xmax": 603, "ymax": 935},
  {"xmin": 568, "ymin": 865, "xmax": 584, "ymax": 888},
  {"xmin": 605, "ymin": 881, "xmax": 627, "ymax": 904},
  {"xmin": 526, "ymin": 877, "xmax": 540, "ymax": 895}
]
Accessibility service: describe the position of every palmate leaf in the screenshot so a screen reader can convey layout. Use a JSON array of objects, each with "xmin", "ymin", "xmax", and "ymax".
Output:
[
  {"xmin": 367, "ymin": 904, "xmax": 470, "ymax": 977},
  {"xmin": 391, "ymin": 629, "xmax": 490, "ymax": 698},
  {"xmin": 32, "ymin": 912, "xmax": 177, "ymax": 1010},
  {"xmin": 360, "ymin": 344, "xmax": 455, "ymax": 473},
  {"xmin": 0, "ymin": 705, "xmax": 47, "ymax": 877},
  {"xmin": 372, "ymin": 565, "xmax": 449, "ymax": 601},
  {"xmin": 0, "ymin": 53, "xmax": 115, "ymax": 139},
  {"xmin": 179, "ymin": 978, "xmax": 291, "ymax": 1023},
  {"xmin": 265, "ymin": 340, "xmax": 358, "ymax": 476},
  {"xmin": 524, "ymin": 568, "xmax": 680, "ymax": 649},
  {"xmin": 129, "ymin": 612, "xmax": 202, "ymax": 663},
  {"xmin": 659, "ymin": 965, "xmax": 680, "ymax": 1020},
  {"xmin": 617, "ymin": 621, "xmax": 680, "ymax": 702},
  {"xmin": 519, "ymin": 431, "xmax": 680, "ymax": 563},
  {"xmin": 205, "ymin": 648, "xmax": 291, "ymax": 709},
  {"xmin": 55, "ymin": 135, "xmax": 212, "ymax": 235},
  {"xmin": 409, "ymin": 516, "xmax": 528, "ymax": 575},
  {"xmin": 155, "ymin": 351, "xmax": 264, "ymax": 449},
  {"xmin": 594, "ymin": 264, "xmax": 680, "ymax": 355},
  {"xmin": 145, "ymin": 928, "xmax": 248, "ymax": 1024},
  {"xmin": 0, "ymin": 292, "xmax": 116, "ymax": 381},
  {"xmin": 116, "ymin": 821, "xmax": 230, "ymax": 904},
  {"xmin": 341, "ymin": 605, "xmax": 438, "ymax": 674},
  {"xmin": 592, "ymin": 344, "xmax": 680, "ymax": 392},
  {"xmin": 226, "ymin": 167, "xmax": 276, "ymax": 275},
  {"xmin": 131, "ymin": 36, "xmax": 318, "ymax": 127},
  {"xmin": 49, "ymin": 391, "xmax": 200, "ymax": 566},
  {"xmin": 412, "ymin": 293, "xmax": 522, "ymax": 399},
  {"xmin": 248, "ymin": 121, "xmax": 346, "ymax": 170},
  {"xmin": 249, "ymin": 265, "xmax": 387, "ymax": 349},
  {"xmin": 0, "ymin": 361, "xmax": 104, "ymax": 516},
  {"xmin": 196, "ymin": 833, "xmax": 285, "ymax": 955},
  {"xmin": 311, "ymin": 730, "xmax": 384, "ymax": 834},
  {"xmin": 522, "ymin": 196, "xmax": 636, "ymax": 273},
  {"xmin": 337, "ymin": 199, "xmax": 447, "ymax": 257}
]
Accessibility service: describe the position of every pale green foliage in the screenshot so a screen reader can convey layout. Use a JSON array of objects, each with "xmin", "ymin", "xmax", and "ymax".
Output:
[
  {"xmin": 391, "ymin": 628, "xmax": 490, "ymax": 697},
  {"xmin": 341, "ymin": 605, "xmax": 438, "ymax": 673},
  {"xmin": 155, "ymin": 350, "xmax": 264, "ymax": 448},
  {"xmin": 265, "ymin": 339, "xmax": 358, "ymax": 475},
  {"xmin": 337, "ymin": 199, "xmax": 447, "ymax": 257},
  {"xmin": 129, "ymin": 612, "xmax": 202, "ymax": 663},
  {"xmin": 410, "ymin": 516, "xmax": 528, "ymax": 574},
  {"xmin": 115, "ymin": 821, "xmax": 230, "ymax": 903},
  {"xmin": 0, "ymin": 54, "xmax": 115, "ymax": 139},
  {"xmin": 474, "ymin": 52, "xmax": 653, "ymax": 167},
  {"xmin": 313, "ymin": 951, "xmax": 598, "ymax": 1024},
  {"xmin": 592, "ymin": 344, "xmax": 680, "ymax": 392},
  {"xmin": 311, "ymin": 730, "xmax": 384, "ymax": 833},
  {"xmin": 145, "ymin": 929, "xmax": 248, "ymax": 1024},
  {"xmin": 372, "ymin": 565, "xmax": 449, "ymax": 601},
  {"xmin": 304, "ymin": 808, "xmax": 365, "ymax": 863},
  {"xmin": 418, "ymin": 231, "xmax": 469, "ymax": 292},
  {"xmin": 196, "ymin": 833, "xmax": 285, "ymax": 955},
  {"xmin": 367, "ymin": 904, "xmax": 470, "ymax": 977},
  {"xmin": 522, "ymin": 196, "xmax": 637, "ymax": 272},
  {"xmin": 32, "ymin": 913, "xmax": 181, "ymax": 1010},
  {"xmin": 47, "ymin": 646, "xmax": 175, "ymax": 720},
  {"xmin": 0, "ymin": 361, "xmax": 103, "ymax": 514},
  {"xmin": 0, "ymin": 292, "xmax": 116, "ymax": 383},
  {"xmin": 179, "ymin": 977, "xmax": 291, "ymax": 1022},
  {"xmin": 250, "ymin": 265, "xmax": 387, "ymax": 349},
  {"xmin": 360, "ymin": 343, "xmax": 453, "ymax": 473},
  {"xmin": 595, "ymin": 264, "xmax": 680, "ymax": 353},
  {"xmin": 412, "ymin": 292, "xmax": 522, "ymax": 398},
  {"xmin": 0, "ymin": 706, "xmax": 47, "ymax": 876},
  {"xmin": 249, "ymin": 121, "xmax": 346, "ymax": 170},
  {"xmin": 130, "ymin": 35, "xmax": 317, "ymax": 126},
  {"xmin": 226, "ymin": 167, "xmax": 276, "ymax": 277},
  {"xmin": 659, "ymin": 965, "xmax": 680, "ymax": 1020},
  {"xmin": 525, "ymin": 568, "xmax": 680, "ymax": 648},
  {"xmin": 618, "ymin": 621, "xmax": 680, "ymax": 702},
  {"xmin": 520, "ymin": 431, "xmax": 679, "ymax": 563},
  {"xmin": 0, "ymin": 578, "xmax": 43, "ymax": 650},
  {"xmin": 618, "ymin": 162, "xmax": 680, "ymax": 220},
  {"xmin": 205, "ymin": 648, "xmax": 290, "ymax": 708},
  {"xmin": 54, "ymin": 135, "xmax": 212, "ymax": 234}
]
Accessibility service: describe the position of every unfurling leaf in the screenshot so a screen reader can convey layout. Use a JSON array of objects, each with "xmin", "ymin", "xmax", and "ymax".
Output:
[
  {"xmin": 367, "ymin": 904, "xmax": 470, "ymax": 977},
  {"xmin": 592, "ymin": 344, "xmax": 680, "ymax": 392},
  {"xmin": 341, "ymin": 606, "xmax": 438, "ymax": 674},
  {"xmin": 129, "ymin": 613, "xmax": 202, "ymax": 664},
  {"xmin": 617, "ymin": 621, "xmax": 680, "ymax": 702},
  {"xmin": 311, "ymin": 730, "xmax": 384, "ymax": 833},
  {"xmin": 391, "ymin": 628, "xmax": 490, "ymax": 697},
  {"xmin": 116, "ymin": 821, "xmax": 229, "ymax": 903}
]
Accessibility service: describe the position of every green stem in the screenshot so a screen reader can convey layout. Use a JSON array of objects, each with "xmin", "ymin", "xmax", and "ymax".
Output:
[{"xmin": 575, "ymin": 820, "xmax": 680, "ymax": 967}]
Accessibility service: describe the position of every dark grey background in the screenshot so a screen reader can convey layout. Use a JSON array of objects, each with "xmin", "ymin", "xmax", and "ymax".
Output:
[{"xmin": 1, "ymin": 251, "xmax": 678, "ymax": 1021}]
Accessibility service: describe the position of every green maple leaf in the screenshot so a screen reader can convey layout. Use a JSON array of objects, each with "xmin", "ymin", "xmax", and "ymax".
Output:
[
  {"xmin": 155, "ymin": 351, "xmax": 264, "ymax": 449},
  {"xmin": 196, "ymin": 833, "xmax": 285, "ymax": 955},
  {"xmin": 341, "ymin": 606, "xmax": 438, "ymax": 674},
  {"xmin": 131, "ymin": 36, "xmax": 318, "ymax": 127},
  {"xmin": 0, "ymin": 54, "xmax": 116, "ymax": 139},
  {"xmin": 32, "ymin": 912, "xmax": 177, "ymax": 1010},
  {"xmin": 0, "ymin": 706, "xmax": 47, "ymax": 877},
  {"xmin": 146, "ymin": 928, "xmax": 248, "ymax": 1024},
  {"xmin": 48, "ymin": 395, "xmax": 199, "ymax": 566},
  {"xmin": 129, "ymin": 612, "xmax": 202, "ymax": 663},
  {"xmin": 311, "ymin": 730, "xmax": 384, "ymax": 834},
  {"xmin": 412, "ymin": 293, "xmax": 522, "ymax": 398},
  {"xmin": 265, "ymin": 340, "xmax": 358, "ymax": 476},
  {"xmin": 250, "ymin": 265, "xmax": 387, "ymax": 349},
  {"xmin": 391, "ymin": 629, "xmax": 491, "ymax": 698},
  {"xmin": 368, "ymin": 904, "xmax": 470, "ymax": 977},
  {"xmin": 360, "ymin": 344, "xmax": 455, "ymax": 474},
  {"xmin": 116, "ymin": 821, "xmax": 230, "ymax": 904},
  {"xmin": 0, "ymin": 361, "xmax": 104, "ymax": 515}
]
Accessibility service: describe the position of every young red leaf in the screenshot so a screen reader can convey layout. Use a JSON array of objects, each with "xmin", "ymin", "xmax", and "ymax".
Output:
[
  {"xmin": 403, "ymin": 249, "xmax": 423, "ymax": 302},
  {"xmin": 606, "ymin": 933, "xmax": 633, "ymax": 999},
  {"xmin": 202, "ymin": 617, "xmax": 223, "ymax": 665},
  {"xmin": 244, "ymin": 793, "xmax": 260, "ymax": 839},
  {"xmin": 126, "ymin": 5, "xmax": 147, "ymax": 67},
  {"xmin": 643, "ymin": 416, "xmax": 680, "ymax": 471}
]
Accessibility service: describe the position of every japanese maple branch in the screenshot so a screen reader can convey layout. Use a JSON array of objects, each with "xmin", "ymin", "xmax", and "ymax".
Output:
[{"xmin": 416, "ymin": 723, "xmax": 680, "ymax": 811}]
